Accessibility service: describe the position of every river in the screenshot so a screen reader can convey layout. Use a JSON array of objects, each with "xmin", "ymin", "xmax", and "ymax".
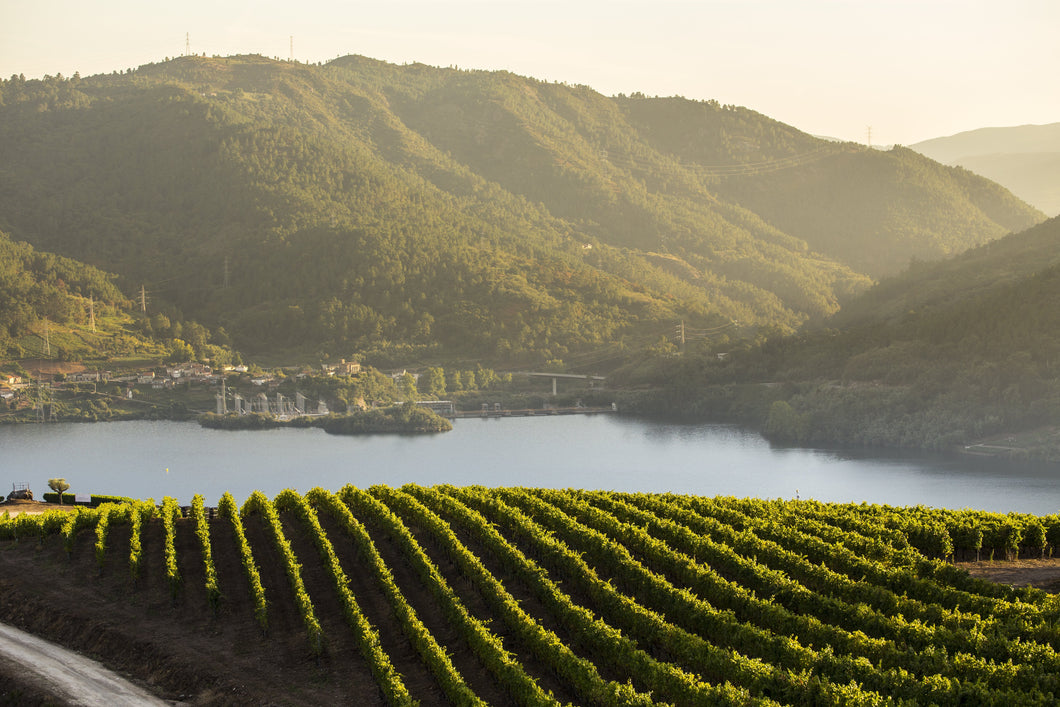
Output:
[{"xmin": 3, "ymin": 416, "xmax": 1060, "ymax": 514}]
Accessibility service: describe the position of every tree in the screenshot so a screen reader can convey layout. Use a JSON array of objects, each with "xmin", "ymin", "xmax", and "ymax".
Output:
[
  {"xmin": 421, "ymin": 367, "xmax": 446, "ymax": 397},
  {"xmin": 183, "ymin": 322, "xmax": 209, "ymax": 357},
  {"xmin": 397, "ymin": 372, "xmax": 417, "ymax": 400},
  {"xmin": 475, "ymin": 367, "xmax": 498, "ymax": 389},
  {"xmin": 167, "ymin": 338, "xmax": 193, "ymax": 363},
  {"xmin": 764, "ymin": 400, "xmax": 810, "ymax": 443},
  {"xmin": 48, "ymin": 478, "xmax": 70, "ymax": 505}
]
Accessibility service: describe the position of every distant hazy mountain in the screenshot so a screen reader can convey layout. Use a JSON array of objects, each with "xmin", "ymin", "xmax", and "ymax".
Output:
[
  {"xmin": 912, "ymin": 124, "xmax": 1060, "ymax": 216},
  {"xmin": 0, "ymin": 55, "xmax": 1043, "ymax": 362}
]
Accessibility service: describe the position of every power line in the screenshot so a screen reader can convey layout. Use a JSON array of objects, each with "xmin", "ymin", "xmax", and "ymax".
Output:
[
  {"xmin": 550, "ymin": 323, "xmax": 682, "ymax": 369},
  {"xmin": 601, "ymin": 143, "xmax": 843, "ymax": 180}
]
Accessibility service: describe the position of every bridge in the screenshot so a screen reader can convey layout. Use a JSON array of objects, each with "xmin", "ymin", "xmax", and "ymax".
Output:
[
  {"xmin": 517, "ymin": 371, "xmax": 606, "ymax": 396},
  {"xmin": 453, "ymin": 404, "xmax": 616, "ymax": 419}
]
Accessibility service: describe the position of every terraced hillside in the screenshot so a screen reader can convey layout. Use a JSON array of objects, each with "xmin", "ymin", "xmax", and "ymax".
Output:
[{"xmin": 3, "ymin": 487, "xmax": 1060, "ymax": 705}]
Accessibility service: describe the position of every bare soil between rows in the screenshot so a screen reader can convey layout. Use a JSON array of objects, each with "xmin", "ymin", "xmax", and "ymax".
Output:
[{"xmin": 958, "ymin": 557, "xmax": 1060, "ymax": 592}]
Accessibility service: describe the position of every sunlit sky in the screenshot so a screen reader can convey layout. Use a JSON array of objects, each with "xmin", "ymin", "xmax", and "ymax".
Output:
[{"xmin": 3, "ymin": 0, "xmax": 1058, "ymax": 146}]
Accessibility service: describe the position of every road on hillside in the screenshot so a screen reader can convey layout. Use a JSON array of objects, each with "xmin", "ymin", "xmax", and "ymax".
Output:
[{"xmin": 0, "ymin": 621, "xmax": 168, "ymax": 706}]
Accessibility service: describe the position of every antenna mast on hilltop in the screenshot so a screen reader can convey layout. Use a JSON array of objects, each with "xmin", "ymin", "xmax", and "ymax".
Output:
[
  {"xmin": 866, "ymin": 126, "xmax": 873, "ymax": 149},
  {"xmin": 290, "ymin": 36, "xmax": 294, "ymax": 62},
  {"xmin": 186, "ymin": 32, "xmax": 191, "ymax": 57}
]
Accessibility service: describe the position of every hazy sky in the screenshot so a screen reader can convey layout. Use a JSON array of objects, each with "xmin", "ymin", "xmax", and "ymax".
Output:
[{"xmin": 3, "ymin": 0, "xmax": 1057, "ymax": 146}]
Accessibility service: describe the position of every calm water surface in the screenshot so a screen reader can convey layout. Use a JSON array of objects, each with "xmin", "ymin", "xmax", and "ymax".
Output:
[{"xmin": 3, "ymin": 416, "xmax": 1060, "ymax": 513}]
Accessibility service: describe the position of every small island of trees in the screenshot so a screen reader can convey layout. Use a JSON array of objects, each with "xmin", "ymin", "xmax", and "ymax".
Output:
[{"xmin": 198, "ymin": 403, "xmax": 452, "ymax": 435}]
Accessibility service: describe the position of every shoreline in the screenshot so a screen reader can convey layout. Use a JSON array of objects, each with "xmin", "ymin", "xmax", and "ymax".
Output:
[{"xmin": 7, "ymin": 401, "xmax": 1060, "ymax": 465}]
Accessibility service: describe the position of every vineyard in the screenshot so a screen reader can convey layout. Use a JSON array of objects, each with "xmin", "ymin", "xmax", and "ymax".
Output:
[{"xmin": 4, "ymin": 488, "xmax": 1060, "ymax": 705}]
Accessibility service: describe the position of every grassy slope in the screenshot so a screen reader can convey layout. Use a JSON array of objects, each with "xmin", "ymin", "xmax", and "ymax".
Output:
[{"xmin": 0, "ymin": 229, "xmax": 168, "ymax": 363}]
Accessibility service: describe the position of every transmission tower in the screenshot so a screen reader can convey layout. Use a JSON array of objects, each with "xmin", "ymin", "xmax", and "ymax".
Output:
[
  {"xmin": 674, "ymin": 321, "xmax": 686, "ymax": 354},
  {"xmin": 140, "ymin": 284, "xmax": 147, "ymax": 314},
  {"xmin": 866, "ymin": 126, "xmax": 873, "ymax": 148},
  {"xmin": 35, "ymin": 379, "xmax": 50, "ymax": 423},
  {"xmin": 186, "ymin": 32, "xmax": 190, "ymax": 57}
]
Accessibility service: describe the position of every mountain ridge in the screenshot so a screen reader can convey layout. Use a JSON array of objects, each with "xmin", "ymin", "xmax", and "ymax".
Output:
[{"xmin": 0, "ymin": 54, "xmax": 1043, "ymax": 364}]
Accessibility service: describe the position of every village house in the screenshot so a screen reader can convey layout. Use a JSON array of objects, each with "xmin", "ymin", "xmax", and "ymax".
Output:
[
  {"xmin": 168, "ymin": 362, "xmax": 211, "ymax": 379},
  {"xmin": 322, "ymin": 358, "xmax": 361, "ymax": 376}
]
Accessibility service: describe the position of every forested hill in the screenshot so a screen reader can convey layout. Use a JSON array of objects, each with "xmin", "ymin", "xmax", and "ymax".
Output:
[
  {"xmin": 635, "ymin": 216, "xmax": 1060, "ymax": 454},
  {"xmin": 0, "ymin": 55, "xmax": 1042, "ymax": 363},
  {"xmin": 831, "ymin": 215, "xmax": 1060, "ymax": 327}
]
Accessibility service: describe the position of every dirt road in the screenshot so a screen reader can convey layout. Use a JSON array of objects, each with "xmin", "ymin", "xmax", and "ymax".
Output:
[
  {"xmin": 0, "ymin": 500, "xmax": 76, "ymax": 517},
  {"xmin": 0, "ymin": 621, "xmax": 168, "ymax": 706}
]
